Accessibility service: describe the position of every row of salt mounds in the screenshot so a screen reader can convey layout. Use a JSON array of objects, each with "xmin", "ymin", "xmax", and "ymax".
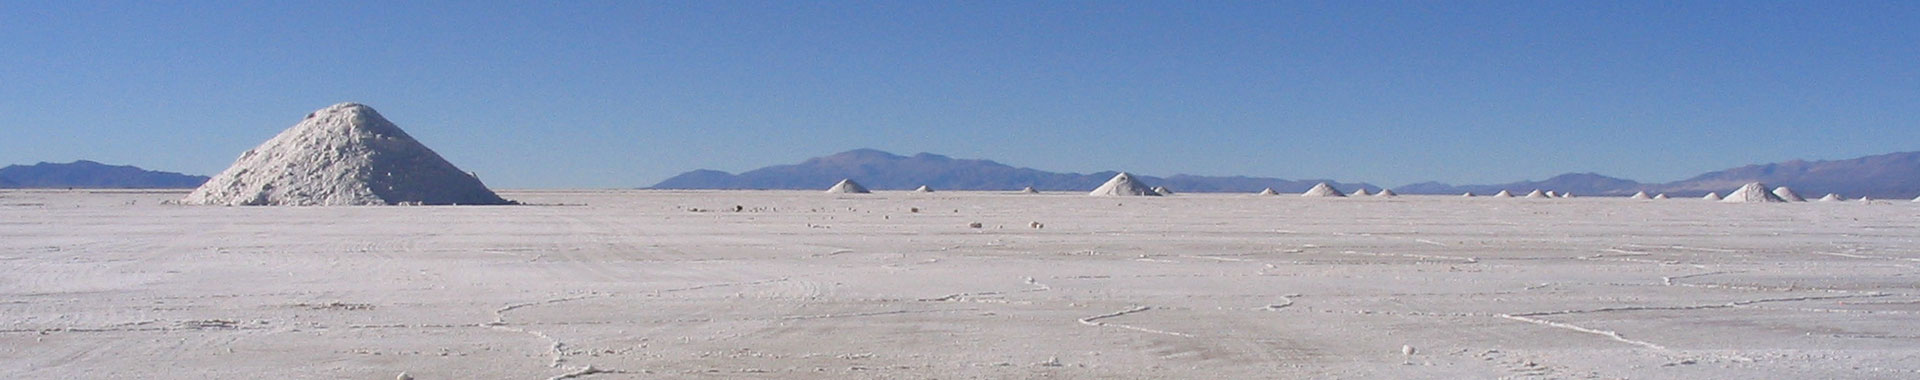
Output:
[
  {"xmin": 1302, "ymin": 182, "xmax": 1345, "ymax": 197},
  {"xmin": 1721, "ymin": 182, "xmax": 1787, "ymax": 203},
  {"xmin": 825, "ymin": 179, "xmax": 870, "ymax": 193},
  {"xmin": 1089, "ymin": 172, "xmax": 1158, "ymax": 196},
  {"xmin": 182, "ymin": 103, "xmax": 511, "ymax": 206}
]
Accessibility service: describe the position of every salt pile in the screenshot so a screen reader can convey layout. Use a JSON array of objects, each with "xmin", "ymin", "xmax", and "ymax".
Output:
[
  {"xmin": 1654, "ymin": 193, "xmax": 1670, "ymax": 199},
  {"xmin": 1721, "ymin": 182, "xmax": 1786, "ymax": 203},
  {"xmin": 1818, "ymin": 193, "xmax": 1844, "ymax": 202},
  {"xmin": 1301, "ymin": 182, "xmax": 1346, "ymax": 197},
  {"xmin": 1258, "ymin": 188, "xmax": 1279, "ymax": 196},
  {"xmin": 1629, "ymin": 191, "xmax": 1651, "ymax": 200},
  {"xmin": 913, "ymin": 185, "xmax": 934, "ymax": 193},
  {"xmin": 181, "ymin": 103, "xmax": 511, "ymax": 206},
  {"xmin": 1493, "ymin": 190, "xmax": 1514, "ymax": 198},
  {"xmin": 1703, "ymin": 192, "xmax": 1723, "ymax": 200},
  {"xmin": 1152, "ymin": 186, "xmax": 1175, "ymax": 196},
  {"xmin": 1525, "ymin": 189, "xmax": 1551, "ymax": 198},
  {"xmin": 1772, "ymin": 186, "xmax": 1807, "ymax": 202},
  {"xmin": 1018, "ymin": 186, "xmax": 1040, "ymax": 194},
  {"xmin": 826, "ymin": 179, "xmax": 870, "ymax": 194},
  {"xmin": 1351, "ymin": 188, "xmax": 1373, "ymax": 196},
  {"xmin": 1089, "ymin": 172, "xmax": 1158, "ymax": 196},
  {"xmin": 1375, "ymin": 188, "xmax": 1397, "ymax": 197},
  {"xmin": 1461, "ymin": 192, "xmax": 1476, "ymax": 197}
]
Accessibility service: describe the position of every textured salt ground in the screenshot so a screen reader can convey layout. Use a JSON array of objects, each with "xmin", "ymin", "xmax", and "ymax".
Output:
[{"xmin": 3, "ymin": 189, "xmax": 1919, "ymax": 379}]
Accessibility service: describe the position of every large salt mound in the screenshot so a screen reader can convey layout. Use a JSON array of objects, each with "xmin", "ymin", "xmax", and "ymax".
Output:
[
  {"xmin": 182, "ymin": 103, "xmax": 511, "ymax": 206},
  {"xmin": 1089, "ymin": 172, "xmax": 1157, "ymax": 196},
  {"xmin": 1772, "ymin": 186, "xmax": 1807, "ymax": 202},
  {"xmin": 826, "ymin": 179, "xmax": 870, "ymax": 194},
  {"xmin": 1301, "ymin": 182, "xmax": 1346, "ymax": 197},
  {"xmin": 1721, "ymin": 182, "xmax": 1786, "ymax": 203}
]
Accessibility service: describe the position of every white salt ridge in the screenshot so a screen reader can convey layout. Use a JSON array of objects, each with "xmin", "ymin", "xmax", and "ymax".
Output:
[
  {"xmin": 826, "ymin": 179, "xmax": 871, "ymax": 194},
  {"xmin": 1089, "ymin": 172, "xmax": 1158, "ymax": 196},
  {"xmin": 1772, "ymin": 186, "xmax": 1807, "ymax": 202},
  {"xmin": 182, "ymin": 103, "xmax": 510, "ymax": 206},
  {"xmin": 1721, "ymin": 182, "xmax": 1786, "ymax": 203},
  {"xmin": 1301, "ymin": 182, "xmax": 1346, "ymax": 197}
]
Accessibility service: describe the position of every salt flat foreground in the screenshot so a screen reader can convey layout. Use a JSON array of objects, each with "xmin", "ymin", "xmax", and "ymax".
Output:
[{"xmin": 3, "ymin": 190, "xmax": 1918, "ymax": 379}]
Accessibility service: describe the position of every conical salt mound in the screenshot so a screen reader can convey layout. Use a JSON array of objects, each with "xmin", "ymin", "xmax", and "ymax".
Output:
[
  {"xmin": 1653, "ymin": 193, "xmax": 1670, "ymax": 199},
  {"xmin": 1302, "ymin": 182, "xmax": 1346, "ymax": 197},
  {"xmin": 826, "ymin": 179, "xmax": 870, "ymax": 194},
  {"xmin": 1152, "ymin": 186, "xmax": 1175, "ymax": 196},
  {"xmin": 1703, "ymin": 192, "xmax": 1722, "ymax": 200},
  {"xmin": 1721, "ymin": 182, "xmax": 1786, "ymax": 203},
  {"xmin": 1018, "ymin": 186, "xmax": 1040, "ymax": 194},
  {"xmin": 1630, "ymin": 191, "xmax": 1651, "ymax": 200},
  {"xmin": 1818, "ymin": 193, "xmax": 1844, "ymax": 202},
  {"xmin": 1462, "ymin": 192, "xmax": 1476, "ymax": 197},
  {"xmin": 1493, "ymin": 190, "xmax": 1514, "ymax": 198},
  {"xmin": 1525, "ymin": 189, "xmax": 1551, "ymax": 198},
  {"xmin": 1772, "ymin": 186, "xmax": 1806, "ymax": 202},
  {"xmin": 1375, "ymin": 189, "xmax": 1397, "ymax": 197},
  {"xmin": 1561, "ymin": 192, "xmax": 1576, "ymax": 198},
  {"xmin": 1546, "ymin": 191, "xmax": 1559, "ymax": 198},
  {"xmin": 1089, "ymin": 172, "xmax": 1158, "ymax": 196},
  {"xmin": 913, "ymin": 185, "xmax": 934, "ymax": 193},
  {"xmin": 1258, "ymin": 188, "xmax": 1279, "ymax": 196},
  {"xmin": 1351, "ymin": 188, "xmax": 1372, "ymax": 197},
  {"xmin": 183, "ymin": 103, "xmax": 511, "ymax": 206}
]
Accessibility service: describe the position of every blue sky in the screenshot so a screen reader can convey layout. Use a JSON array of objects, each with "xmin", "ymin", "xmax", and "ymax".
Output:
[{"xmin": 3, "ymin": 1, "xmax": 1916, "ymax": 188}]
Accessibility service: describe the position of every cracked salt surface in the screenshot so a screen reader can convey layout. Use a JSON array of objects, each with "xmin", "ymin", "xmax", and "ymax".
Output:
[{"xmin": 3, "ymin": 190, "xmax": 1919, "ymax": 378}]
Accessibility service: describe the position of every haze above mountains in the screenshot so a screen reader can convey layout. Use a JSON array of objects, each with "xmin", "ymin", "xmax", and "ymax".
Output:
[{"xmin": 7, "ymin": 149, "xmax": 1920, "ymax": 199}]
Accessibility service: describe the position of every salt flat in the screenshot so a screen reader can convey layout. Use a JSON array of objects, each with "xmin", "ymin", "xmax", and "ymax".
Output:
[{"xmin": 3, "ymin": 189, "xmax": 1918, "ymax": 379}]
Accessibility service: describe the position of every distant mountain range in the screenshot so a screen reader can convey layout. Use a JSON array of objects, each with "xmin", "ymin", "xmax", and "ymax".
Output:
[
  {"xmin": 651, "ymin": 149, "xmax": 1377, "ymax": 193},
  {"xmin": 0, "ymin": 161, "xmax": 208, "ymax": 189},
  {"xmin": 654, "ymin": 149, "xmax": 1920, "ymax": 199}
]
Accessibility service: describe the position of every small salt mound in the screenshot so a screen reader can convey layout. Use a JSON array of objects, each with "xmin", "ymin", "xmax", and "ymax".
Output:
[
  {"xmin": 1630, "ymin": 191, "xmax": 1651, "ymax": 200},
  {"xmin": 1152, "ymin": 186, "xmax": 1175, "ymax": 196},
  {"xmin": 1722, "ymin": 182, "xmax": 1786, "ymax": 203},
  {"xmin": 1493, "ymin": 190, "xmax": 1514, "ymax": 198},
  {"xmin": 1653, "ymin": 193, "xmax": 1670, "ymax": 199},
  {"xmin": 1461, "ymin": 192, "xmax": 1476, "ymax": 197},
  {"xmin": 1561, "ymin": 192, "xmax": 1576, "ymax": 198},
  {"xmin": 1089, "ymin": 172, "xmax": 1158, "ymax": 196},
  {"xmin": 1525, "ymin": 189, "xmax": 1551, "ymax": 198},
  {"xmin": 1546, "ymin": 190, "xmax": 1559, "ymax": 198},
  {"xmin": 826, "ymin": 179, "xmax": 870, "ymax": 194},
  {"xmin": 1351, "ymin": 188, "xmax": 1372, "ymax": 196},
  {"xmin": 1772, "ymin": 186, "xmax": 1806, "ymax": 202},
  {"xmin": 1302, "ymin": 182, "xmax": 1346, "ymax": 197},
  {"xmin": 1818, "ymin": 193, "xmax": 1844, "ymax": 202},
  {"xmin": 1703, "ymin": 192, "xmax": 1723, "ymax": 200},
  {"xmin": 1018, "ymin": 186, "xmax": 1040, "ymax": 194},
  {"xmin": 182, "ymin": 103, "xmax": 511, "ymax": 206},
  {"xmin": 913, "ymin": 185, "xmax": 934, "ymax": 193},
  {"xmin": 1258, "ymin": 188, "xmax": 1279, "ymax": 196},
  {"xmin": 1375, "ymin": 189, "xmax": 1397, "ymax": 197}
]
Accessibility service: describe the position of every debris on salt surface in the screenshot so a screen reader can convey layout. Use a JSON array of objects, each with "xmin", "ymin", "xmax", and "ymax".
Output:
[{"xmin": 182, "ymin": 103, "xmax": 511, "ymax": 206}]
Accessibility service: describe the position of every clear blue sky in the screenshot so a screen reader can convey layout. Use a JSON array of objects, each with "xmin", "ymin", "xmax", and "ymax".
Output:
[{"xmin": 3, "ymin": 1, "xmax": 1916, "ymax": 188}]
